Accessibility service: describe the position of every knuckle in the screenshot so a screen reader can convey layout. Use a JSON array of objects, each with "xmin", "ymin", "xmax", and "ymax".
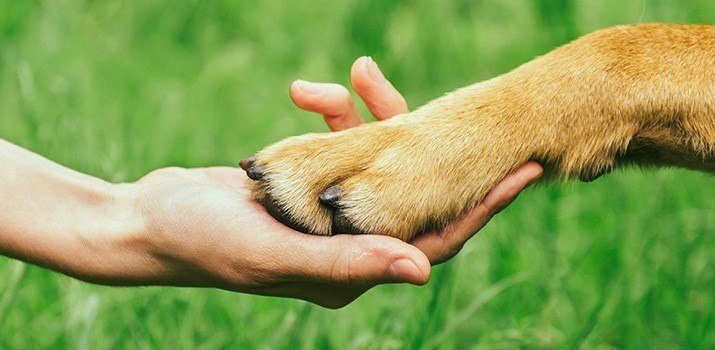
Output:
[
  {"xmin": 330, "ymin": 86, "xmax": 354, "ymax": 110},
  {"xmin": 329, "ymin": 242, "xmax": 392, "ymax": 285},
  {"xmin": 490, "ymin": 199, "xmax": 510, "ymax": 215},
  {"xmin": 332, "ymin": 84, "xmax": 352, "ymax": 100},
  {"xmin": 431, "ymin": 231, "xmax": 465, "ymax": 265},
  {"xmin": 481, "ymin": 199, "xmax": 503, "ymax": 217},
  {"xmin": 320, "ymin": 85, "xmax": 355, "ymax": 117},
  {"xmin": 329, "ymin": 250, "xmax": 354, "ymax": 284}
]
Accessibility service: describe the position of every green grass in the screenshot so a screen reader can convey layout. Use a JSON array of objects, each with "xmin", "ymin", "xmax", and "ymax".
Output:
[{"xmin": 1, "ymin": 0, "xmax": 715, "ymax": 348}]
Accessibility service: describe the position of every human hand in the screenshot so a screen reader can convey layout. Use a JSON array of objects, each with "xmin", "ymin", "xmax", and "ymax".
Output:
[
  {"xmin": 35, "ymin": 57, "xmax": 539, "ymax": 309},
  {"xmin": 0, "ymin": 54, "xmax": 537, "ymax": 309},
  {"xmin": 105, "ymin": 57, "xmax": 539, "ymax": 308},
  {"xmin": 120, "ymin": 166, "xmax": 429, "ymax": 308}
]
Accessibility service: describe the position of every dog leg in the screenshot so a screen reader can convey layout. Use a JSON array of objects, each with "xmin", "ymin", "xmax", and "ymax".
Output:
[{"xmin": 244, "ymin": 23, "xmax": 715, "ymax": 240}]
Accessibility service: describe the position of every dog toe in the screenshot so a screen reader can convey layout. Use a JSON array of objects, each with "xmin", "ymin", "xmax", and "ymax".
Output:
[
  {"xmin": 319, "ymin": 185, "xmax": 343, "ymax": 208},
  {"xmin": 246, "ymin": 165, "xmax": 265, "ymax": 180},
  {"xmin": 239, "ymin": 156, "xmax": 257, "ymax": 170}
]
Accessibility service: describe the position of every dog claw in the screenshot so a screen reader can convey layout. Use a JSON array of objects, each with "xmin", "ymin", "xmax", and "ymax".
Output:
[
  {"xmin": 246, "ymin": 165, "xmax": 265, "ymax": 180},
  {"xmin": 239, "ymin": 156, "xmax": 257, "ymax": 170},
  {"xmin": 319, "ymin": 185, "xmax": 343, "ymax": 208}
]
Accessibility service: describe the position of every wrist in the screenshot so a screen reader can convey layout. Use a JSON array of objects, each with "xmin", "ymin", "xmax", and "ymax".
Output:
[
  {"xmin": 21, "ymin": 170, "xmax": 152, "ymax": 284},
  {"xmin": 0, "ymin": 139, "xmax": 162, "ymax": 285},
  {"xmin": 29, "ymin": 174, "xmax": 146, "ymax": 283},
  {"xmin": 67, "ymin": 181, "xmax": 160, "ymax": 284}
]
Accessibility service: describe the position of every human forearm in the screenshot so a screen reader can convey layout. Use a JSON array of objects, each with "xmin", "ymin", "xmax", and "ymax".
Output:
[
  {"xmin": 0, "ymin": 139, "xmax": 147, "ymax": 282},
  {"xmin": 0, "ymin": 57, "xmax": 540, "ymax": 308}
]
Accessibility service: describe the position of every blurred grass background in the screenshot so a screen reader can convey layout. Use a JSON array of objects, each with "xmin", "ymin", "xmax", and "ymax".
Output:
[{"xmin": 1, "ymin": 0, "xmax": 714, "ymax": 348}]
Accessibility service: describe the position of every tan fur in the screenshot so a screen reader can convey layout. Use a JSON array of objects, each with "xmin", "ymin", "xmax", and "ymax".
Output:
[{"xmin": 248, "ymin": 23, "xmax": 715, "ymax": 241}]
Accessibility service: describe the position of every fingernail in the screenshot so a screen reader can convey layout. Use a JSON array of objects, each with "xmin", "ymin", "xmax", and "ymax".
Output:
[
  {"xmin": 365, "ymin": 57, "xmax": 387, "ymax": 84},
  {"xmin": 295, "ymin": 80, "xmax": 322, "ymax": 94},
  {"xmin": 389, "ymin": 258, "xmax": 426, "ymax": 285}
]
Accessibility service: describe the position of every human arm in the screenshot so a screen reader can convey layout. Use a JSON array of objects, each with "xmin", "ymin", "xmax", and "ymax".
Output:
[{"xmin": 0, "ymin": 57, "xmax": 541, "ymax": 308}]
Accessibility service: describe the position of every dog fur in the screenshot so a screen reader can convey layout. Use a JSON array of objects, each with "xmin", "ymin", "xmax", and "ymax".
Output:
[{"xmin": 242, "ymin": 23, "xmax": 715, "ymax": 241}]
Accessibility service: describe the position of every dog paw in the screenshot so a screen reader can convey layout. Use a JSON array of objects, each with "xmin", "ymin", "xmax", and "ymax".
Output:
[
  {"xmin": 244, "ymin": 76, "xmax": 616, "ymax": 240},
  {"xmin": 241, "ymin": 81, "xmax": 540, "ymax": 241},
  {"xmin": 242, "ymin": 24, "xmax": 715, "ymax": 240}
]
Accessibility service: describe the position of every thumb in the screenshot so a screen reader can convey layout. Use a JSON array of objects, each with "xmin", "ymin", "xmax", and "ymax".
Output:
[{"xmin": 279, "ymin": 234, "xmax": 431, "ymax": 286}]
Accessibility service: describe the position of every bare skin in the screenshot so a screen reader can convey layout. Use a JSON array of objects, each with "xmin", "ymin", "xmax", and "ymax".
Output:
[{"xmin": 0, "ymin": 58, "xmax": 541, "ymax": 308}]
